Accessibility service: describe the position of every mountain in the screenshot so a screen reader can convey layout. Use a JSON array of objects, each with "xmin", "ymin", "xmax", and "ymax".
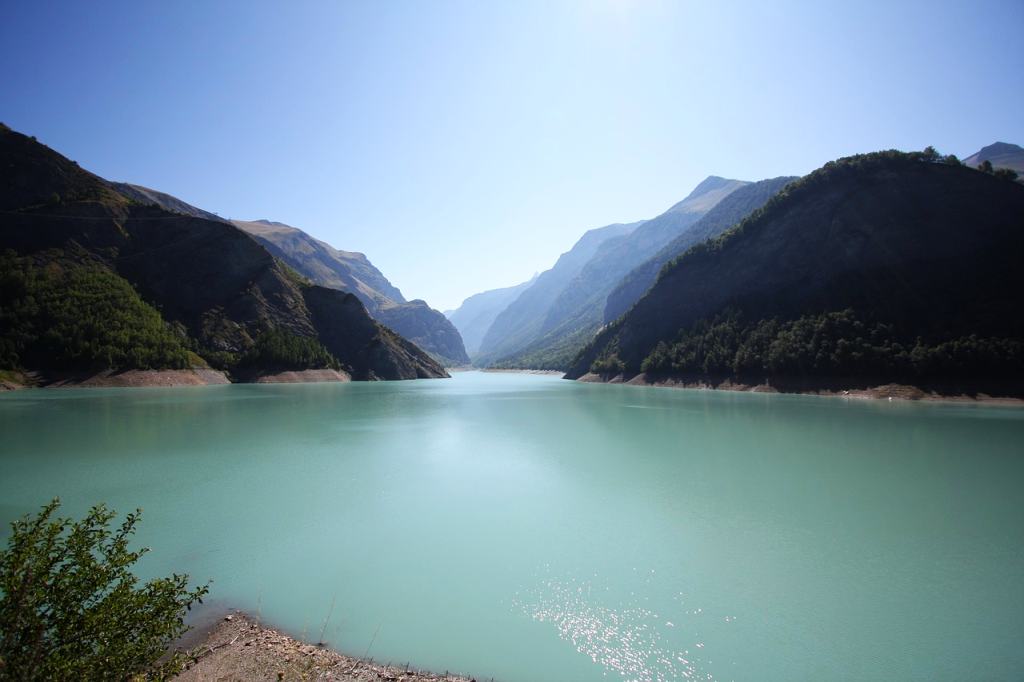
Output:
[
  {"xmin": 232, "ymin": 219, "xmax": 405, "ymax": 306},
  {"xmin": 109, "ymin": 182, "xmax": 227, "ymax": 223},
  {"xmin": 446, "ymin": 276, "xmax": 536, "ymax": 357},
  {"xmin": 232, "ymin": 219, "xmax": 469, "ymax": 366},
  {"xmin": 0, "ymin": 124, "xmax": 447, "ymax": 381},
  {"xmin": 603, "ymin": 176, "xmax": 797, "ymax": 323},
  {"xmin": 566, "ymin": 150, "xmax": 1024, "ymax": 397},
  {"xmin": 374, "ymin": 300, "xmax": 469, "ymax": 366},
  {"xmin": 94, "ymin": 180, "xmax": 469, "ymax": 367},
  {"xmin": 477, "ymin": 176, "xmax": 747, "ymax": 369},
  {"xmin": 962, "ymin": 142, "xmax": 1024, "ymax": 173},
  {"xmin": 473, "ymin": 221, "xmax": 643, "ymax": 366}
]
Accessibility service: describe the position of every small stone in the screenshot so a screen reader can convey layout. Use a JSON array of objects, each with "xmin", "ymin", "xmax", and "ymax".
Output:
[{"xmin": 224, "ymin": 614, "xmax": 234, "ymax": 621}]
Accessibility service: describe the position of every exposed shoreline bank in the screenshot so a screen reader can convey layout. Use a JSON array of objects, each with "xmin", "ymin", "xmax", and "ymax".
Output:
[
  {"xmin": 5, "ymin": 368, "xmax": 1016, "ymax": 404},
  {"xmin": 0, "ymin": 369, "xmax": 232, "ymax": 390},
  {"xmin": 241, "ymin": 368, "xmax": 352, "ymax": 384},
  {"xmin": 575, "ymin": 372, "xmax": 1024, "ymax": 405},
  {"xmin": 479, "ymin": 368, "xmax": 565, "ymax": 376},
  {"xmin": 0, "ymin": 368, "xmax": 389, "ymax": 390},
  {"xmin": 175, "ymin": 611, "xmax": 475, "ymax": 682}
]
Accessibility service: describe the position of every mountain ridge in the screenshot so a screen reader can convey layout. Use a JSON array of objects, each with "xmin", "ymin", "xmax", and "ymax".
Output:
[
  {"xmin": 233, "ymin": 219, "xmax": 469, "ymax": 366},
  {"xmin": 0, "ymin": 124, "xmax": 447, "ymax": 382},
  {"xmin": 445, "ymin": 276, "xmax": 536, "ymax": 357},
  {"xmin": 962, "ymin": 141, "xmax": 1024, "ymax": 173},
  {"xmin": 476, "ymin": 176, "xmax": 747, "ymax": 369},
  {"xmin": 77, "ymin": 167, "xmax": 469, "ymax": 367},
  {"xmin": 566, "ymin": 150, "xmax": 1024, "ymax": 397},
  {"xmin": 603, "ymin": 175, "xmax": 797, "ymax": 323},
  {"xmin": 473, "ymin": 220, "xmax": 643, "ymax": 365}
]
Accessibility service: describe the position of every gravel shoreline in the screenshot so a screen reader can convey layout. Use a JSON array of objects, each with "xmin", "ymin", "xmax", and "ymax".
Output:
[{"xmin": 175, "ymin": 612, "xmax": 478, "ymax": 682}]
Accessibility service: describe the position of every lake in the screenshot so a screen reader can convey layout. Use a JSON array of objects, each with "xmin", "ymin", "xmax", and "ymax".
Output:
[{"xmin": 1, "ymin": 372, "xmax": 1022, "ymax": 681}]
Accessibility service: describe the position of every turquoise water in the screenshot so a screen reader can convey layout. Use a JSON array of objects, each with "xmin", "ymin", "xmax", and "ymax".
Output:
[{"xmin": 1, "ymin": 372, "xmax": 1023, "ymax": 681}]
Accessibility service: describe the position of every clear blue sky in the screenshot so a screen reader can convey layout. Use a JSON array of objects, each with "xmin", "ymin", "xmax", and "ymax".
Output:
[{"xmin": 2, "ymin": 1, "xmax": 1022, "ymax": 311}]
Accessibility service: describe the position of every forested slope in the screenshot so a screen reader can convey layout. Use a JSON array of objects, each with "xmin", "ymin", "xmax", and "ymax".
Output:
[{"xmin": 567, "ymin": 150, "xmax": 1024, "ymax": 396}]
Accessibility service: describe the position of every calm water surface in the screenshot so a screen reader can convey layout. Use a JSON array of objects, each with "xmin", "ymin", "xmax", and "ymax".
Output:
[{"xmin": 1, "ymin": 372, "xmax": 1022, "ymax": 681}]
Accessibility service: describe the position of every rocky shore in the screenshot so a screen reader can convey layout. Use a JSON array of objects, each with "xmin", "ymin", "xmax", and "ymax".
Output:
[
  {"xmin": 0, "ymin": 369, "xmax": 231, "ymax": 390},
  {"xmin": 175, "ymin": 613, "xmax": 477, "ymax": 682},
  {"xmin": 575, "ymin": 372, "xmax": 1024, "ymax": 405},
  {"xmin": 0, "ymin": 368, "xmax": 356, "ymax": 390},
  {"xmin": 243, "ymin": 369, "xmax": 352, "ymax": 384},
  {"xmin": 479, "ymin": 368, "xmax": 565, "ymax": 376}
]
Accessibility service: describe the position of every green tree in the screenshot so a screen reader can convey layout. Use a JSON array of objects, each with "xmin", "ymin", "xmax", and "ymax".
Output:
[
  {"xmin": 0, "ymin": 252, "xmax": 193, "ymax": 372},
  {"xmin": 240, "ymin": 328, "xmax": 339, "ymax": 370},
  {"xmin": 0, "ymin": 500, "xmax": 209, "ymax": 681},
  {"xmin": 590, "ymin": 354, "xmax": 626, "ymax": 375},
  {"xmin": 978, "ymin": 159, "xmax": 994, "ymax": 173}
]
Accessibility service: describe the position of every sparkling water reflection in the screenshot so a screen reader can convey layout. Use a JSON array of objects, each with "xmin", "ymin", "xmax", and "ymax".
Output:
[
  {"xmin": 1, "ymin": 372, "xmax": 1023, "ymax": 681},
  {"xmin": 514, "ymin": 570, "xmax": 730, "ymax": 681}
]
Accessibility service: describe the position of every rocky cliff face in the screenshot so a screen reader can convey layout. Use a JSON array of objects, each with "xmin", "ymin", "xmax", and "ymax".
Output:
[
  {"xmin": 0, "ymin": 124, "xmax": 447, "ymax": 381},
  {"xmin": 302, "ymin": 288, "xmax": 447, "ymax": 379},
  {"xmin": 232, "ymin": 219, "xmax": 406, "ymax": 307},
  {"xmin": 233, "ymin": 220, "xmax": 470, "ymax": 366},
  {"xmin": 376, "ymin": 300, "xmax": 469, "ymax": 366}
]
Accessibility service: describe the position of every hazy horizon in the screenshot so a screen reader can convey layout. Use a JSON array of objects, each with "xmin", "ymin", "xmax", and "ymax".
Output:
[{"xmin": 2, "ymin": 0, "xmax": 1022, "ymax": 311}]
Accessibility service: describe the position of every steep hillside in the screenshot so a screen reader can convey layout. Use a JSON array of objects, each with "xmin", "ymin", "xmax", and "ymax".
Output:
[
  {"xmin": 963, "ymin": 142, "xmax": 1024, "ymax": 173},
  {"xmin": 106, "ymin": 190, "xmax": 466, "ymax": 365},
  {"xmin": 375, "ymin": 300, "xmax": 469, "ymax": 366},
  {"xmin": 233, "ymin": 219, "xmax": 405, "ymax": 307},
  {"xmin": 566, "ymin": 150, "xmax": 1024, "ymax": 397},
  {"xmin": 604, "ymin": 176, "xmax": 796, "ymax": 323},
  {"xmin": 110, "ymin": 183, "xmax": 227, "ymax": 223},
  {"xmin": 0, "ymin": 124, "xmax": 446, "ymax": 381},
  {"xmin": 474, "ymin": 221, "xmax": 642, "ymax": 365},
  {"xmin": 597, "ymin": 176, "xmax": 748, "ymax": 268},
  {"xmin": 446, "ymin": 277, "xmax": 535, "ymax": 356},
  {"xmin": 233, "ymin": 220, "xmax": 469, "ymax": 366},
  {"xmin": 480, "ymin": 177, "xmax": 745, "ymax": 369}
]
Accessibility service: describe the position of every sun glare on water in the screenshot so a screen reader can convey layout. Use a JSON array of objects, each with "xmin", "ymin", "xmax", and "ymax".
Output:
[{"xmin": 513, "ymin": 569, "xmax": 733, "ymax": 682}]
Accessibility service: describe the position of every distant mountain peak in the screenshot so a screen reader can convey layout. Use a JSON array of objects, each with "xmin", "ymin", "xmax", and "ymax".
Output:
[
  {"xmin": 963, "ymin": 141, "xmax": 1024, "ymax": 173},
  {"xmin": 691, "ymin": 175, "xmax": 736, "ymax": 194},
  {"xmin": 977, "ymin": 141, "xmax": 1022, "ymax": 155},
  {"xmin": 666, "ymin": 176, "xmax": 748, "ymax": 215}
]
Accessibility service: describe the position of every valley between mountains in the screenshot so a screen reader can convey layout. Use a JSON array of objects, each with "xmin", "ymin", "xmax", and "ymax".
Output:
[{"xmin": 2, "ymin": 124, "xmax": 1022, "ymax": 400}]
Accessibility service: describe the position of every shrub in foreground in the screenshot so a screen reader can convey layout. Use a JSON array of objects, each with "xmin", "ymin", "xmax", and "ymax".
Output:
[{"xmin": 0, "ymin": 500, "xmax": 209, "ymax": 681}]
